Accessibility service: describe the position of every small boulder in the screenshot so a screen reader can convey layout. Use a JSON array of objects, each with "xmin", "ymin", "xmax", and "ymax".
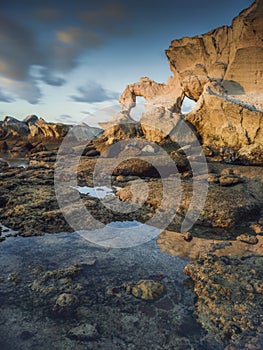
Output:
[
  {"xmin": 218, "ymin": 175, "xmax": 241, "ymax": 187},
  {"xmin": 68, "ymin": 323, "xmax": 99, "ymax": 341},
  {"xmin": 53, "ymin": 293, "xmax": 78, "ymax": 315},
  {"xmin": 132, "ymin": 280, "xmax": 165, "ymax": 300}
]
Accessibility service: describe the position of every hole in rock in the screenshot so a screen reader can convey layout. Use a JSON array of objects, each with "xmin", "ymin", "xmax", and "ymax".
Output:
[
  {"xmin": 181, "ymin": 96, "xmax": 197, "ymax": 114},
  {"xmin": 130, "ymin": 96, "xmax": 146, "ymax": 121}
]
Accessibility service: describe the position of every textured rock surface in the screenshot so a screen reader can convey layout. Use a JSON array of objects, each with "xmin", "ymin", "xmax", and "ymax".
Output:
[
  {"xmin": 117, "ymin": 1, "xmax": 263, "ymax": 163},
  {"xmin": 131, "ymin": 280, "xmax": 165, "ymax": 300},
  {"xmin": 166, "ymin": 0, "xmax": 263, "ymax": 100},
  {"xmin": 184, "ymin": 255, "xmax": 263, "ymax": 349},
  {"xmin": 165, "ymin": 0, "xmax": 263, "ymax": 163},
  {"xmin": 185, "ymin": 82, "xmax": 263, "ymax": 164},
  {"xmin": 119, "ymin": 76, "xmax": 183, "ymax": 112},
  {"xmin": 0, "ymin": 115, "xmax": 69, "ymax": 140}
]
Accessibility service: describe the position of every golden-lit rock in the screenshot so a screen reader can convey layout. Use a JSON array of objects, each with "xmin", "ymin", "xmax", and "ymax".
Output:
[{"xmin": 132, "ymin": 280, "xmax": 165, "ymax": 300}]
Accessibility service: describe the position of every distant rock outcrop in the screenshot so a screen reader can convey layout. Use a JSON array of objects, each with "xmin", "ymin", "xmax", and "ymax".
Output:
[
  {"xmin": 0, "ymin": 115, "xmax": 69, "ymax": 140},
  {"xmin": 117, "ymin": 0, "xmax": 263, "ymax": 164}
]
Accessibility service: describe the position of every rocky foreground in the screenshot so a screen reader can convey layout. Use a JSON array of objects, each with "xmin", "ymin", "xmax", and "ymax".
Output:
[
  {"xmin": 1, "ymin": 140, "xmax": 263, "ymax": 349},
  {"xmin": 1, "ymin": 1, "xmax": 263, "ymax": 349}
]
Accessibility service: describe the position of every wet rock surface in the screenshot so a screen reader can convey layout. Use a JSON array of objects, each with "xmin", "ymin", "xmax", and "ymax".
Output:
[{"xmin": 0, "ymin": 233, "xmax": 216, "ymax": 350}]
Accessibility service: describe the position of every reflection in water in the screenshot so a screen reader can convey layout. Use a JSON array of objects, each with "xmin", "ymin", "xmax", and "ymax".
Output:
[
  {"xmin": 157, "ymin": 230, "xmax": 263, "ymax": 260},
  {"xmin": 72, "ymin": 185, "xmax": 119, "ymax": 199},
  {"xmin": 0, "ymin": 229, "xmax": 219, "ymax": 350}
]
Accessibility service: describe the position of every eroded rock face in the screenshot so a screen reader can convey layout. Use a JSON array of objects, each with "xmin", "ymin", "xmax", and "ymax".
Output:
[
  {"xmin": 185, "ymin": 82, "xmax": 263, "ymax": 163},
  {"xmin": 117, "ymin": 1, "xmax": 263, "ymax": 163},
  {"xmin": 166, "ymin": 0, "xmax": 263, "ymax": 100},
  {"xmin": 119, "ymin": 76, "xmax": 183, "ymax": 112}
]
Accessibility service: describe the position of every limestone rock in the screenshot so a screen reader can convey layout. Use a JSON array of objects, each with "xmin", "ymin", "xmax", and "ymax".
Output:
[
  {"xmin": 185, "ymin": 82, "xmax": 263, "ymax": 163},
  {"xmin": 119, "ymin": 76, "xmax": 183, "ymax": 112},
  {"xmin": 53, "ymin": 293, "xmax": 78, "ymax": 314},
  {"xmin": 132, "ymin": 280, "xmax": 165, "ymax": 300},
  {"xmin": 184, "ymin": 254, "xmax": 263, "ymax": 349},
  {"xmin": 166, "ymin": 0, "xmax": 263, "ymax": 100},
  {"xmin": 116, "ymin": 1, "xmax": 263, "ymax": 164},
  {"xmin": 68, "ymin": 323, "xmax": 99, "ymax": 341},
  {"xmin": 70, "ymin": 122, "xmax": 102, "ymax": 141},
  {"xmin": 0, "ymin": 115, "xmax": 70, "ymax": 140}
]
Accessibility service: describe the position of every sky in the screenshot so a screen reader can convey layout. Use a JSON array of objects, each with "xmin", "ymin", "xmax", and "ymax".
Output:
[{"xmin": 0, "ymin": 0, "xmax": 254, "ymax": 126}]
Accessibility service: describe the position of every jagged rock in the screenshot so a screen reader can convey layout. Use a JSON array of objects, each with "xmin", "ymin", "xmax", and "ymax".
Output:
[
  {"xmin": 116, "ymin": 1, "xmax": 263, "ymax": 164},
  {"xmin": 2, "ymin": 116, "xmax": 29, "ymax": 137},
  {"xmin": 99, "ymin": 110, "xmax": 136, "ymax": 129},
  {"xmin": 0, "ymin": 115, "xmax": 70, "ymax": 141},
  {"xmin": 140, "ymin": 105, "xmax": 181, "ymax": 142},
  {"xmin": 164, "ymin": 1, "xmax": 263, "ymax": 164},
  {"xmin": 185, "ymin": 82, "xmax": 263, "ymax": 164},
  {"xmin": 28, "ymin": 117, "xmax": 68, "ymax": 138},
  {"xmin": 23, "ymin": 115, "xmax": 39, "ymax": 125},
  {"xmin": 131, "ymin": 280, "xmax": 165, "ymax": 300},
  {"xmin": 53, "ymin": 293, "xmax": 78, "ymax": 315},
  {"xmin": 119, "ymin": 76, "xmax": 183, "ymax": 112},
  {"xmin": 166, "ymin": 0, "xmax": 263, "ymax": 100},
  {"xmin": 184, "ymin": 255, "xmax": 263, "ymax": 349},
  {"xmin": 70, "ymin": 122, "xmax": 102, "ymax": 141}
]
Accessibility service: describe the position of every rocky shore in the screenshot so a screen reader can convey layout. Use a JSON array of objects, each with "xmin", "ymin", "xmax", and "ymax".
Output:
[
  {"xmin": 1, "ymin": 1, "xmax": 263, "ymax": 349},
  {"xmin": 1, "ymin": 141, "xmax": 263, "ymax": 349}
]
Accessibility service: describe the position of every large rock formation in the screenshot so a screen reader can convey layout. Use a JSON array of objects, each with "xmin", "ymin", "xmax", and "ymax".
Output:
[
  {"xmin": 166, "ymin": 0, "xmax": 263, "ymax": 101},
  {"xmin": 119, "ymin": 76, "xmax": 183, "ymax": 112},
  {"xmin": 118, "ymin": 0, "xmax": 263, "ymax": 164}
]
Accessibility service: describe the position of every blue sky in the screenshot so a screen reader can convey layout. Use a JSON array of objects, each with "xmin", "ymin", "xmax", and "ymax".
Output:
[{"xmin": 0, "ymin": 0, "xmax": 254, "ymax": 126}]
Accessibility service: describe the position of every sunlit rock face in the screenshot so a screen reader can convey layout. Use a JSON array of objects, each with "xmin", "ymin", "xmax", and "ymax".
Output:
[
  {"xmin": 117, "ymin": 1, "xmax": 263, "ymax": 163},
  {"xmin": 166, "ymin": 0, "xmax": 263, "ymax": 100},
  {"xmin": 119, "ymin": 76, "xmax": 183, "ymax": 113},
  {"xmin": 165, "ymin": 0, "xmax": 263, "ymax": 163}
]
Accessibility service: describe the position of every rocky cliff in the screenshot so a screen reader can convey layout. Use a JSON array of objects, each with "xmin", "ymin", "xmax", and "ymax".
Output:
[{"xmin": 118, "ymin": 0, "xmax": 263, "ymax": 164}]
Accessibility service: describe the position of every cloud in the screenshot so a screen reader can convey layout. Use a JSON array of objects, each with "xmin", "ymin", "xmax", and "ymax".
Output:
[
  {"xmin": 81, "ymin": 111, "xmax": 95, "ymax": 117},
  {"xmin": 35, "ymin": 7, "xmax": 61, "ymax": 22},
  {"xmin": 79, "ymin": 2, "xmax": 128, "ymax": 34},
  {"xmin": 71, "ymin": 82, "xmax": 119, "ymax": 103},
  {"xmin": 0, "ymin": 89, "xmax": 15, "ymax": 103},
  {"xmin": 0, "ymin": 1, "xmax": 130, "ymax": 104},
  {"xmin": 56, "ymin": 27, "xmax": 102, "ymax": 47},
  {"xmin": 39, "ymin": 68, "xmax": 66, "ymax": 86},
  {"xmin": 57, "ymin": 114, "xmax": 75, "ymax": 123},
  {"xmin": 0, "ymin": 14, "xmax": 43, "ymax": 81},
  {"xmin": 0, "ymin": 77, "xmax": 42, "ymax": 104}
]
